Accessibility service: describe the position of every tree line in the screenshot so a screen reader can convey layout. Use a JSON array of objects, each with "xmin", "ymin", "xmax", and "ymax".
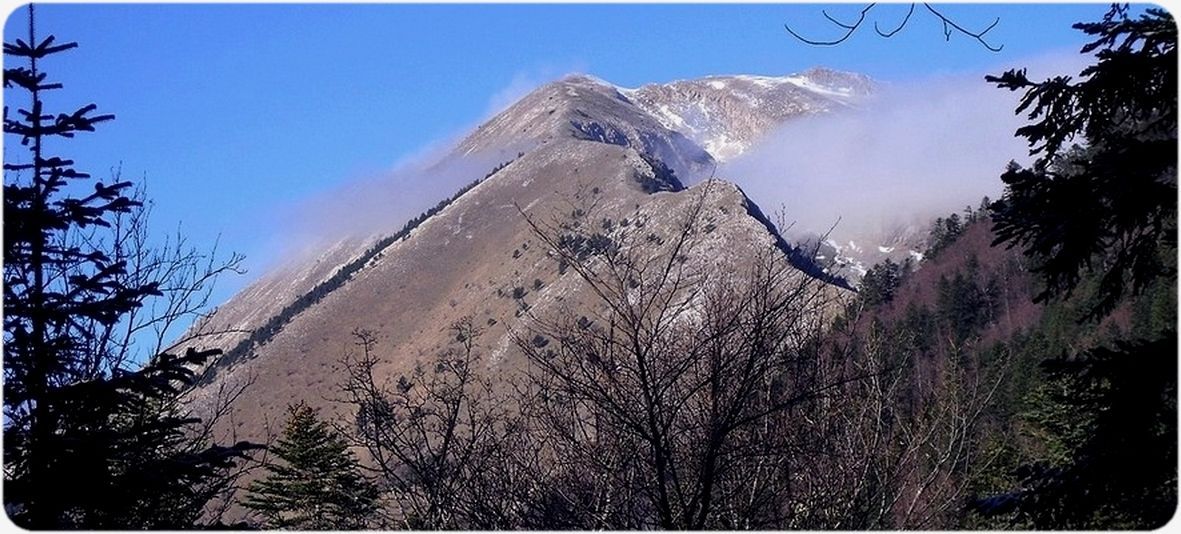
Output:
[{"xmin": 3, "ymin": 3, "xmax": 1173, "ymax": 529}]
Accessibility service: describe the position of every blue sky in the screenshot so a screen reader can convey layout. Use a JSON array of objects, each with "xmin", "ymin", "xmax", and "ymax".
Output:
[{"xmin": 4, "ymin": 3, "xmax": 1113, "ymax": 306}]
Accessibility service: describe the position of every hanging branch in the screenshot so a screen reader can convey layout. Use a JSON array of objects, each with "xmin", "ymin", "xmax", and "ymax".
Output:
[
  {"xmin": 785, "ymin": 2, "xmax": 1004, "ymax": 52},
  {"xmin": 924, "ymin": 3, "xmax": 1002, "ymax": 51},
  {"xmin": 875, "ymin": 3, "xmax": 915, "ymax": 38},
  {"xmin": 784, "ymin": 3, "xmax": 878, "ymax": 46}
]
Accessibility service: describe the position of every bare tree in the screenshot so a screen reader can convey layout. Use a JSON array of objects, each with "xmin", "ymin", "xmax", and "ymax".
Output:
[
  {"xmin": 99, "ymin": 182, "xmax": 268, "ymax": 526},
  {"xmin": 339, "ymin": 320, "xmax": 519, "ymax": 528},
  {"xmin": 326, "ymin": 181, "xmax": 1007, "ymax": 529},
  {"xmin": 511, "ymin": 181, "xmax": 872, "ymax": 528},
  {"xmin": 791, "ymin": 304, "xmax": 1008, "ymax": 529},
  {"xmin": 784, "ymin": 3, "xmax": 1004, "ymax": 51}
]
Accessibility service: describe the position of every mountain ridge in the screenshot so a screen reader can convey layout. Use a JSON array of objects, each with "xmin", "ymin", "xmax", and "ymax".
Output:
[
  {"xmin": 184, "ymin": 67, "xmax": 873, "ymax": 445},
  {"xmin": 189, "ymin": 67, "xmax": 871, "ymax": 363}
]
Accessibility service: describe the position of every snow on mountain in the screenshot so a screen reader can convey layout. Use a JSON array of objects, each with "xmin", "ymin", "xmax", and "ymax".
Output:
[
  {"xmin": 456, "ymin": 74, "xmax": 714, "ymax": 181},
  {"xmin": 795, "ymin": 219, "xmax": 930, "ymax": 284},
  {"xmin": 621, "ymin": 67, "xmax": 874, "ymax": 161},
  {"xmin": 186, "ymin": 68, "xmax": 860, "ymax": 451},
  {"xmin": 188, "ymin": 68, "xmax": 892, "ymax": 367}
]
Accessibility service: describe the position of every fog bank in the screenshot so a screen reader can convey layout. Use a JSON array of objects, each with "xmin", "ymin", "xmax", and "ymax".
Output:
[{"xmin": 720, "ymin": 52, "xmax": 1089, "ymax": 241}]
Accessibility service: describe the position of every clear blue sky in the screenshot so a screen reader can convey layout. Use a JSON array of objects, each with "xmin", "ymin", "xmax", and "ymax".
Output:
[{"xmin": 4, "ymin": 3, "xmax": 1113, "ymax": 301}]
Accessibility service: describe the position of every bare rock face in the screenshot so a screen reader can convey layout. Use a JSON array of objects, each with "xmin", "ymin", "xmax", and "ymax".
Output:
[
  {"xmin": 457, "ymin": 74, "xmax": 715, "ymax": 181},
  {"xmin": 624, "ymin": 67, "xmax": 874, "ymax": 161},
  {"xmin": 184, "ymin": 69, "xmax": 864, "ymax": 442}
]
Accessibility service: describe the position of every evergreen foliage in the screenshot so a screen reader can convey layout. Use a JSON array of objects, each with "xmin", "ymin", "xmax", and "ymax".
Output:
[
  {"xmin": 970, "ymin": 4, "xmax": 1177, "ymax": 527},
  {"xmin": 987, "ymin": 4, "xmax": 1176, "ymax": 320},
  {"xmin": 2, "ymin": 7, "xmax": 259, "ymax": 527},
  {"xmin": 244, "ymin": 403, "xmax": 380, "ymax": 529},
  {"xmin": 980, "ymin": 336, "xmax": 1177, "ymax": 528},
  {"xmin": 925, "ymin": 197, "xmax": 991, "ymax": 260},
  {"xmin": 927, "ymin": 213, "xmax": 965, "ymax": 259},
  {"xmin": 935, "ymin": 256, "xmax": 1001, "ymax": 343},
  {"xmin": 859, "ymin": 258, "xmax": 905, "ymax": 306}
]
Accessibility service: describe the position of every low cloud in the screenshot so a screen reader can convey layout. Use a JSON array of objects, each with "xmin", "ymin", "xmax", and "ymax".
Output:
[
  {"xmin": 720, "ymin": 50, "xmax": 1091, "ymax": 241},
  {"xmin": 482, "ymin": 63, "xmax": 589, "ymax": 118},
  {"xmin": 253, "ymin": 66, "xmax": 585, "ymax": 269}
]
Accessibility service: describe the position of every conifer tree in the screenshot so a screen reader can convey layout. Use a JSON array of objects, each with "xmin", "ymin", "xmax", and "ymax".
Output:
[
  {"xmin": 860, "ymin": 258, "xmax": 903, "ymax": 306},
  {"xmin": 973, "ymin": 5, "xmax": 1177, "ymax": 527},
  {"xmin": 987, "ymin": 4, "xmax": 1176, "ymax": 320},
  {"xmin": 3, "ymin": 6, "xmax": 259, "ymax": 527},
  {"xmin": 244, "ymin": 403, "xmax": 381, "ymax": 529}
]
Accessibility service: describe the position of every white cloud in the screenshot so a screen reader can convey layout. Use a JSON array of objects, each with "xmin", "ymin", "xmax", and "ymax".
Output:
[
  {"xmin": 719, "ymin": 50, "xmax": 1091, "ymax": 241},
  {"xmin": 481, "ymin": 62, "xmax": 590, "ymax": 118}
]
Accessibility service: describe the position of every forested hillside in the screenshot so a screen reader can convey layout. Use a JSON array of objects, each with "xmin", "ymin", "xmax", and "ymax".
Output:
[{"xmin": 835, "ymin": 204, "xmax": 1175, "ymax": 528}]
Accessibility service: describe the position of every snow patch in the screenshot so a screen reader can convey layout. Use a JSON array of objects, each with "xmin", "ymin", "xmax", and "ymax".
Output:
[{"xmin": 783, "ymin": 75, "xmax": 855, "ymax": 97}]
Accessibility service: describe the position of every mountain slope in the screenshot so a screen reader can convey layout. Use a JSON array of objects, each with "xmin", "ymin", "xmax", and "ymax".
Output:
[
  {"xmin": 197, "ymin": 68, "xmax": 874, "ymax": 352},
  {"xmin": 185, "ymin": 70, "xmax": 867, "ymax": 439}
]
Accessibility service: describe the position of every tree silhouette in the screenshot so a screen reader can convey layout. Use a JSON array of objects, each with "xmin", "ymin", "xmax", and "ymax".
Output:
[
  {"xmin": 860, "ymin": 257, "xmax": 904, "ymax": 306},
  {"xmin": 972, "ymin": 5, "xmax": 1177, "ymax": 528},
  {"xmin": 3, "ymin": 6, "xmax": 260, "ymax": 527},
  {"xmin": 987, "ymin": 4, "xmax": 1176, "ymax": 321},
  {"xmin": 784, "ymin": 3, "xmax": 1004, "ymax": 51}
]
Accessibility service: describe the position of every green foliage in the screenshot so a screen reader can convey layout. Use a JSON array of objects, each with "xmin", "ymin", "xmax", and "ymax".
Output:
[
  {"xmin": 859, "ymin": 258, "xmax": 905, "ymax": 306},
  {"xmin": 969, "ymin": 218, "xmax": 1177, "ymax": 529},
  {"xmin": 924, "ymin": 197, "xmax": 992, "ymax": 260},
  {"xmin": 927, "ymin": 213, "xmax": 964, "ymax": 259},
  {"xmin": 966, "ymin": 6, "xmax": 1178, "ymax": 528},
  {"xmin": 935, "ymin": 256, "xmax": 1001, "ymax": 343},
  {"xmin": 244, "ymin": 403, "xmax": 380, "ymax": 529},
  {"xmin": 3, "ymin": 8, "xmax": 259, "ymax": 527},
  {"xmin": 556, "ymin": 232, "xmax": 617, "ymax": 262},
  {"xmin": 902, "ymin": 11, "xmax": 1181, "ymax": 524},
  {"xmin": 987, "ymin": 5, "xmax": 1176, "ymax": 320},
  {"xmin": 974, "ymin": 334, "xmax": 1177, "ymax": 529}
]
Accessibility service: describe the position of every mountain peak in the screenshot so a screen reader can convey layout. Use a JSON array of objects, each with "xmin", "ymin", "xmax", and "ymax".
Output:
[
  {"xmin": 457, "ymin": 71, "xmax": 713, "ymax": 181},
  {"xmin": 797, "ymin": 66, "xmax": 875, "ymax": 96},
  {"xmin": 555, "ymin": 72, "xmax": 618, "ymax": 88},
  {"xmin": 460, "ymin": 68, "xmax": 875, "ymax": 165}
]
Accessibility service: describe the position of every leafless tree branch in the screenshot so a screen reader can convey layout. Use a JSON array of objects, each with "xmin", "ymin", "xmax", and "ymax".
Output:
[{"xmin": 785, "ymin": 3, "xmax": 1003, "ymax": 52}]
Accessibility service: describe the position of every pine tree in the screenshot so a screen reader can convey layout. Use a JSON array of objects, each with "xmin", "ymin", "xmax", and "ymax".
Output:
[
  {"xmin": 3, "ymin": 6, "xmax": 260, "ymax": 527},
  {"xmin": 972, "ymin": 5, "xmax": 1177, "ymax": 527},
  {"xmin": 244, "ymin": 403, "xmax": 381, "ymax": 529},
  {"xmin": 860, "ymin": 258, "xmax": 903, "ymax": 306},
  {"xmin": 987, "ymin": 4, "xmax": 1176, "ymax": 320}
]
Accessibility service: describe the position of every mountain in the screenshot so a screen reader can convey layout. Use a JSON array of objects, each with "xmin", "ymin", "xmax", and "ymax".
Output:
[
  {"xmin": 183, "ymin": 68, "xmax": 876, "ymax": 440},
  {"xmin": 795, "ymin": 220, "xmax": 930, "ymax": 279},
  {"xmin": 626, "ymin": 67, "xmax": 872, "ymax": 161}
]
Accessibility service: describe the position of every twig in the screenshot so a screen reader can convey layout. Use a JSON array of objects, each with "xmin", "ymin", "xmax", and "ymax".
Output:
[{"xmin": 785, "ymin": 3, "xmax": 1003, "ymax": 52}]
